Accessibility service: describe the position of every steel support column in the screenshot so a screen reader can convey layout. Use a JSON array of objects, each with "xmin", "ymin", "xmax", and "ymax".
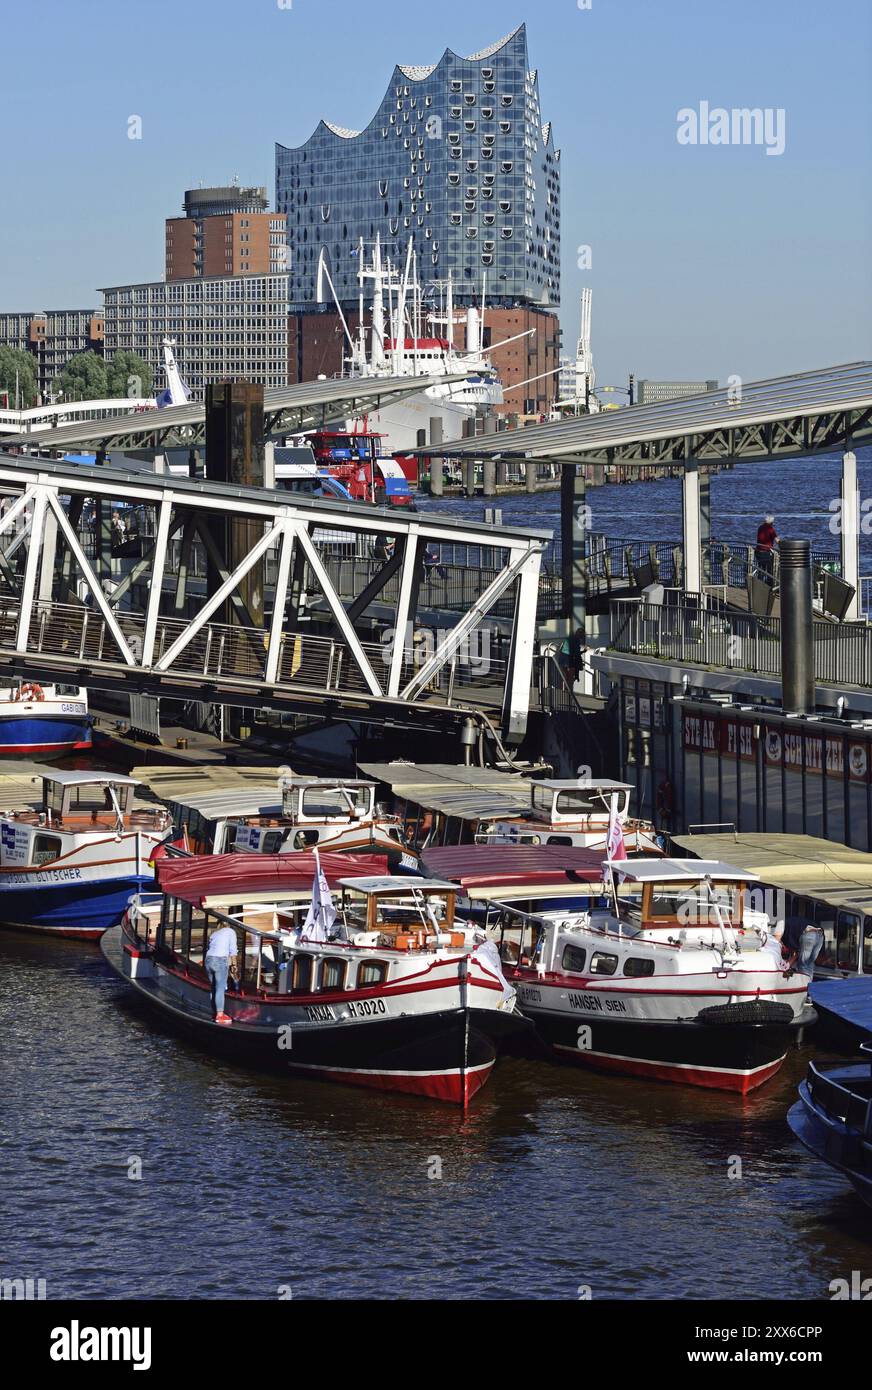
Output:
[
  {"xmin": 501, "ymin": 549, "xmax": 542, "ymax": 742},
  {"xmin": 682, "ymin": 457, "xmax": 702, "ymax": 595},
  {"xmin": 841, "ymin": 449, "xmax": 860, "ymax": 619}
]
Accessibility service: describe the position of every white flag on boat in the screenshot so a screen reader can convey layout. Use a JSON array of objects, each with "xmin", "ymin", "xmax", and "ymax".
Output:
[
  {"xmin": 301, "ymin": 849, "xmax": 336, "ymax": 942},
  {"xmin": 605, "ymin": 793, "xmax": 627, "ymax": 863}
]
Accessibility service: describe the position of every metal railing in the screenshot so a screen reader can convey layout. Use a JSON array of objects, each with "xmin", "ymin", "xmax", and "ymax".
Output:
[
  {"xmin": 609, "ymin": 596, "xmax": 872, "ymax": 689},
  {"xmin": 5, "ymin": 601, "xmax": 511, "ymax": 709},
  {"xmin": 587, "ymin": 532, "xmax": 841, "ymax": 594}
]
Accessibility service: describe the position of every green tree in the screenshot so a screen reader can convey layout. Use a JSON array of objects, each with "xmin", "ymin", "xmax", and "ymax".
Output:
[
  {"xmin": 106, "ymin": 350, "xmax": 153, "ymax": 400},
  {"xmin": 53, "ymin": 350, "xmax": 109, "ymax": 402},
  {"xmin": 0, "ymin": 346, "xmax": 38, "ymax": 408}
]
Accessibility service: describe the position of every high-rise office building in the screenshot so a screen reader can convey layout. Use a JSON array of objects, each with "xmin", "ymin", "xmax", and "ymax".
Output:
[
  {"xmin": 166, "ymin": 185, "xmax": 288, "ymax": 281},
  {"xmin": 276, "ymin": 24, "xmax": 560, "ymax": 312},
  {"xmin": 635, "ymin": 379, "xmax": 719, "ymax": 404},
  {"xmin": 0, "ymin": 309, "xmax": 104, "ymax": 400},
  {"xmin": 101, "ymin": 274, "xmax": 290, "ymax": 400}
]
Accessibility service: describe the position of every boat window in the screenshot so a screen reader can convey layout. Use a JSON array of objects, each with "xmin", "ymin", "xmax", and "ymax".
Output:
[
  {"xmin": 561, "ymin": 945, "xmax": 587, "ymax": 973},
  {"xmin": 301, "ymin": 785, "xmax": 371, "ymax": 819},
  {"xmin": 261, "ymin": 829, "xmax": 284, "ymax": 855},
  {"xmin": 837, "ymin": 911, "xmax": 861, "ymax": 971},
  {"xmin": 358, "ymin": 960, "xmax": 388, "ymax": 987},
  {"xmin": 293, "ymin": 829, "xmax": 320, "ymax": 850},
  {"xmin": 812, "ymin": 902, "xmax": 837, "ymax": 968},
  {"xmin": 321, "ymin": 957, "xmax": 347, "ymax": 991},
  {"xmin": 864, "ymin": 917, "xmax": 872, "ymax": 973},
  {"xmin": 624, "ymin": 957, "xmax": 655, "ymax": 978},
  {"xmin": 32, "ymin": 833, "xmax": 62, "ymax": 866},
  {"xmin": 292, "ymin": 954, "xmax": 314, "ymax": 993},
  {"xmin": 589, "ymin": 952, "xmax": 618, "ymax": 976},
  {"xmin": 547, "ymin": 835, "xmax": 573, "ymax": 846}
]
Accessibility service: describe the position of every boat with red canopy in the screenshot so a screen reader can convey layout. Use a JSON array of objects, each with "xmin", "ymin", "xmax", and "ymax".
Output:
[{"xmin": 101, "ymin": 851, "xmax": 526, "ymax": 1107}]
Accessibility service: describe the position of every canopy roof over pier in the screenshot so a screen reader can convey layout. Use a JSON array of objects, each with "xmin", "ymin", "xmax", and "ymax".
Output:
[{"xmin": 420, "ymin": 361, "xmax": 872, "ymax": 467}]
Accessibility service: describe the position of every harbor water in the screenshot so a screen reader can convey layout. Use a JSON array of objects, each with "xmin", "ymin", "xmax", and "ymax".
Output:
[
  {"xmin": 2, "ymin": 927, "xmax": 870, "ymax": 1301},
  {"xmin": 419, "ymin": 447, "xmax": 872, "ymax": 571}
]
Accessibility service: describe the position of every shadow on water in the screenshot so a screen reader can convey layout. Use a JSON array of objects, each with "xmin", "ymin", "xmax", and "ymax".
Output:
[{"xmin": 1, "ymin": 930, "xmax": 870, "ymax": 1299}]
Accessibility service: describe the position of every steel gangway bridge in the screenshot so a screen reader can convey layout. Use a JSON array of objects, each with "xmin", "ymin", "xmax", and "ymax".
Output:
[{"xmin": 0, "ymin": 455, "xmax": 547, "ymax": 745}]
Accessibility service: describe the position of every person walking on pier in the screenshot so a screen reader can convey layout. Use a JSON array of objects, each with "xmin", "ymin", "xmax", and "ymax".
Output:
[
  {"xmin": 204, "ymin": 924, "xmax": 239, "ymax": 1025},
  {"xmin": 755, "ymin": 514, "xmax": 779, "ymax": 584}
]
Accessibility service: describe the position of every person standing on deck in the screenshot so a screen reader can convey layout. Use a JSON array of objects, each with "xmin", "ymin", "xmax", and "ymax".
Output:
[
  {"xmin": 204, "ymin": 924, "xmax": 238, "ymax": 1026},
  {"xmin": 755, "ymin": 514, "xmax": 779, "ymax": 584}
]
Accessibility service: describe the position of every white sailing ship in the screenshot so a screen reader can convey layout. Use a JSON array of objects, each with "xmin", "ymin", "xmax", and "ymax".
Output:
[{"xmin": 319, "ymin": 236, "xmax": 516, "ymax": 454}]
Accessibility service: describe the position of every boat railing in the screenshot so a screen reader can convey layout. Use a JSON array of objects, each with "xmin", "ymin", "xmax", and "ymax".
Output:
[{"xmin": 807, "ymin": 1059, "xmax": 872, "ymax": 1137}]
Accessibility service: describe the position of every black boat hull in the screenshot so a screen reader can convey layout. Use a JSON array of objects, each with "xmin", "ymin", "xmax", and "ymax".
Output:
[{"xmin": 101, "ymin": 926, "xmax": 527, "ymax": 1106}]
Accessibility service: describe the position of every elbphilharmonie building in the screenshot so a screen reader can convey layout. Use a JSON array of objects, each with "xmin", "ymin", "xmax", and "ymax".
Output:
[{"xmin": 276, "ymin": 25, "xmax": 560, "ymax": 312}]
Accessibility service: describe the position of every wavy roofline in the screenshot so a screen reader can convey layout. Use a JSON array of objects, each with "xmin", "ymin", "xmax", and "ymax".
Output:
[{"xmin": 277, "ymin": 25, "xmax": 528, "ymax": 153}]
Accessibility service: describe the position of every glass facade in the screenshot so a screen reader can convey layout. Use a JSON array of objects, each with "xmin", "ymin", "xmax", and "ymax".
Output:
[{"xmin": 275, "ymin": 25, "xmax": 560, "ymax": 311}]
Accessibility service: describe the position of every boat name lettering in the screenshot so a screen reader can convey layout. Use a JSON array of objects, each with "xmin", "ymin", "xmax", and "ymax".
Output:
[
  {"xmin": 346, "ymin": 998, "xmax": 387, "ymax": 1018},
  {"xmin": 304, "ymin": 1004, "xmax": 336, "ymax": 1022},
  {"xmin": 60, "ymin": 703, "xmax": 86, "ymax": 714},
  {"xmin": 568, "ymin": 992, "xmax": 627, "ymax": 1014},
  {"xmin": 519, "ymin": 986, "xmax": 542, "ymax": 1003},
  {"xmin": 3, "ymin": 867, "xmax": 83, "ymax": 884}
]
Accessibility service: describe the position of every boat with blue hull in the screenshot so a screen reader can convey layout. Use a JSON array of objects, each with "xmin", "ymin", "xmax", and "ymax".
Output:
[
  {"xmin": 788, "ymin": 1044, "xmax": 872, "ymax": 1209},
  {"xmin": 0, "ymin": 683, "xmax": 92, "ymax": 757},
  {"xmin": 0, "ymin": 771, "xmax": 172, "ymax": 939}
]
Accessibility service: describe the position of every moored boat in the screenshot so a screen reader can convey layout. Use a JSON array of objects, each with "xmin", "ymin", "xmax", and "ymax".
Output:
[
  {"xmin": 0, "ymin": 682, "xmax": 91, "ymax": 757},
  {"xmin": 102, "ymin": 854, "xmax": 526, "ymax": 1106},
  {"xmin": 787, "ymin": 1044, "xmax": 872, "ymax": 1208},
  {"xmin": 219, "ymin": 776, "xmax": 418, "ymax": 872},
  {"xmin": 473, "ymin": 778, "xmax": 662, "ymax": 855},
  {"xmin": 0, "ymin": 771, "xmax": 172, "ymax": 938},
  {"xmin": 423, "ymin": 847, "xmax": 816, "ymax": 1093}
]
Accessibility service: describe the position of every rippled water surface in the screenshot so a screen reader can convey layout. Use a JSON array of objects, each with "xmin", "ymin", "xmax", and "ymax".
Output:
[
  {"xmin": 418, "ymin": 447, "xmax": 872, "ymax": 568},
  {"xmin": 2, "ymin": 930, "xmax": 870, "ymax": 1301}
]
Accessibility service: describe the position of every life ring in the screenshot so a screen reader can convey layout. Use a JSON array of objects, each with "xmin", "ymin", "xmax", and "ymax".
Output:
[{"xmin": 18, "ymin": 681, "xmax": 44, "ymax": 702}]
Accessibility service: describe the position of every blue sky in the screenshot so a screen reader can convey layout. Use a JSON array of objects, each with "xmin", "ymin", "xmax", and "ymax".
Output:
[{"xmin": 2, "ymin": 0, "xmax": 870, "ymax": 386}]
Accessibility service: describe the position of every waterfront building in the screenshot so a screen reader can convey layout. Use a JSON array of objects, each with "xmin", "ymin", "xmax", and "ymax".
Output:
[
  {"xmin": 0, "ymin": 309, "xmax": 104, "ymax": 400},
  {"xmin": 277, "ymin": 24, "xmax": 562, "ymax": 416},
  {"xmin": 100, "ymin": 273, "xmax": 290, "ymax": 400},
  {"xmin": 635, "ymin": 378, "xmax": 719, "ymax": 404},
  {"xmin": 166, "ymin": 185, "xmax": 288, "ymax": 282},
  {"xmin": 276, "ymin": 24, "xmax": 560, "ymax": 310}
]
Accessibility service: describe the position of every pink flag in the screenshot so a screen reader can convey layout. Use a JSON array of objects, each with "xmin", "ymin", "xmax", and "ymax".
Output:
[{"xmin": 606, "ymin": 804, "xmax": 627, "ymax": 861}]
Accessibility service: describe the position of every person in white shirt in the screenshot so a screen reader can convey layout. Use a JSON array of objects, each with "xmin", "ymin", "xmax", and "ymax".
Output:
[{"xmin": 205, "ymin": 924, "xmax": 238, "ymax": 1025}]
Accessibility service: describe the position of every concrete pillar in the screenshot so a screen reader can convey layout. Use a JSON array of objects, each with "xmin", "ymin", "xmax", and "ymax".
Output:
[
  {"xmin": 429, "ymin": 417, "xmax": 443, "ymax": 497},
  {"xmin": 841, "ymin": 450, "xmax": 860, "ymax": 619},
  {"xmin": 525, "ymin": 461, "xmax": 536, "ymax": 494},
  {"xmin": 682, "ymin": 458, "xmax": 702, "ymax": 595},
  {"xmin": 482, "ymin": 415, "xmax": 497, "ymax": 495},
  {"xmin": 464, "ymin": 458, "xmax": 476, "ymax": 497},
  {"xmin": 264, "ymin": 441, "xmax": 276, "ymax": 491},
  {"xmin": 495, "ymin": 417, "xmax": 509, "ymax": 489}
]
